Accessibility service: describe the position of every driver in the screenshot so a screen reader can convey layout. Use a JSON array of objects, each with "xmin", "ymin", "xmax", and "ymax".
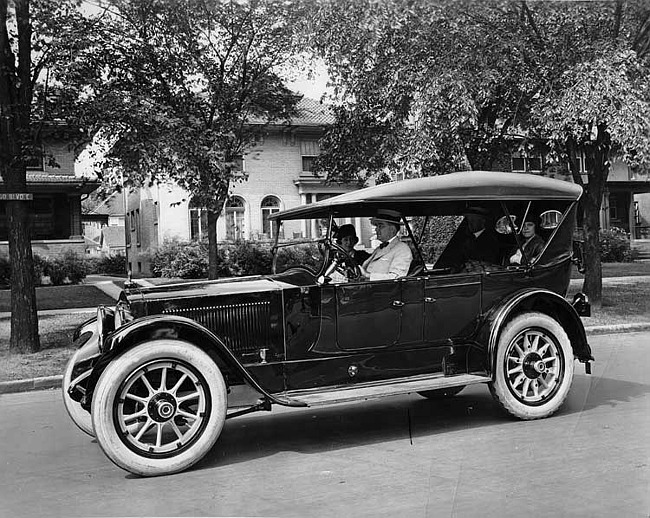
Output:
[{"xmin": 359, "ymin": 209, "xmax": 412, "ymax": 281}]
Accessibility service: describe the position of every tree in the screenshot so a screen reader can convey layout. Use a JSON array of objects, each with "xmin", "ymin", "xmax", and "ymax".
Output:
[
  {"xmin": 60, "ymin": 0, "xmax": 306, "ymax": 279},
  {"xmin": 528, "ymin": 6, "xmax": 650, "ymax": 305},
  {"xmin": 309, "ymin": 0, "xmax": 650, "ymax": 304},
  {"xmin": 1, "ymin": 0, "xmax": 89, "ymax": 352}
]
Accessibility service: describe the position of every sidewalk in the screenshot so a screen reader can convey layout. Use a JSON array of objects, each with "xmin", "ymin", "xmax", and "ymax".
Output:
[{"xmin": 3, "ymin": 275, "xmax": 650, "ymax": 395}]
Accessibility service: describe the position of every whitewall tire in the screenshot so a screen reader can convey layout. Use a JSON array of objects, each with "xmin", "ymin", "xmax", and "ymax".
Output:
[
  {"xmin": 489, "ymin": 312, "xmax": 574, "ymax": 420},
  {"xmin": 62, "ymin": 348, "xmax": 95, "ymax": 437},
  {"xmin": 92, "ymin": 340, "xmax": 227, "ymax": 477}
]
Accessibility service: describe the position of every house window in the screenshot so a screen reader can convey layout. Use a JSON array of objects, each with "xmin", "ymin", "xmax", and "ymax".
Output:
[
  {"xmin": 302, "ymin": 156, "xmax": 316, "ymax": 173},
  {"xmin": 135, "ymin": 208, "xmax": 141, "ymax": 246},
  {"xmin": 125, "ymin": 213, "xmax": 131, "ymax": 246},
  {"xmin": 225, "ymin": 196, "xmax": 245, "ymax": 241},
  {"xmin": 261, "ymin": 196, "xmax": 281, "ymax": 237},
  {"xmin": 511, "ymin": 153, "xmax": 543, "ymax": 173},
  {"xmin": 231, "ymin": 155, "xmax": 245, "ymax": 176},
  {"xmin": 189, "ymin": 200, "xmax": 208, "ymax": 241},
  {"xmin": 609, "ymin": 195, "xmax": 618, "ymax": 221}
]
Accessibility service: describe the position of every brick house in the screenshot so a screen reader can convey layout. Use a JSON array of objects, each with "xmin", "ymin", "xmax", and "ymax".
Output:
[
  {"xmin": 122, "ymin": 100, "xmax": 650, "ymax": 275},
  {"xmin": 0, "ymin": 124, "xmax": 99, "ymax": 259},
  {"xmin": 123, "ymin": 98, "xmax": 371, "ymax": 275}
]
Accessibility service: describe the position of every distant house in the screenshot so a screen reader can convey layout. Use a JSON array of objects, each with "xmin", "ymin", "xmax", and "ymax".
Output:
[
  {"xmin": 99, "ymin": 225, "xmax": 126, "ymax": 256},
  {"xmin": 0, "ymin": 123, "xmax": 99, "ymax": 259},
  {"xmin": 82, "ymin": 191, "xmax": 126, "ymax": 255},
  {"xmin": 122, "ymin": 97, "xmax": 367, "ymax": 275}
]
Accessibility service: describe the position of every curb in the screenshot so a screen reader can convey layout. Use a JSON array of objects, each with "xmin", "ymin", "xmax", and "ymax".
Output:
[
  {"xmin": 3, "ymin": 323, "xmax": 650, "ymax": 396},
  {"xmin": 0, "ymin": 375, "xmax": 62, "ymax": 395}
]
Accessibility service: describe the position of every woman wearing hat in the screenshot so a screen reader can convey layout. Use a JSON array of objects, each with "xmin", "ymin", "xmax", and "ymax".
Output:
[
  {"xmin": 336, "ymin": 224, "xmax": 371, "ymax": 264},
  {"xmin": 358, "ymin": 209, "xmax": 413, "ymax": 281},
  {"xmin": 509, "ymin": 215, "xmax": 546, "ymax": 265}
]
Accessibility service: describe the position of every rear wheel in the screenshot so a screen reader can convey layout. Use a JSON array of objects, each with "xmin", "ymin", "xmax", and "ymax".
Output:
[
  {"xmin": 489, "ymin": 312, "xmax": 574, "ymax": 420},
  {"xmin": 92, "ymin": 340, "xmax": 227, "ymax": 477}
]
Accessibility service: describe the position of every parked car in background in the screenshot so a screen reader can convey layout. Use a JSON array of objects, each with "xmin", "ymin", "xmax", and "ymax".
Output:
[{"xmin": 63, "ymin": 171, "xmax": 593, "ymax": 477}]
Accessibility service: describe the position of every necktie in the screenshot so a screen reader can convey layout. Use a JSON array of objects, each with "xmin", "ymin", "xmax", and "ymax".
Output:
[{"xmin": 379, "ymin": 241, "xmax": 389, "ymax": 249}]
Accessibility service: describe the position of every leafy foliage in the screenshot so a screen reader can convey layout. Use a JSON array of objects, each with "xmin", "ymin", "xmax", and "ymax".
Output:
[
  {"xmin": 309, "ymin": 0, "xmax": 650, "ymax": 302},
  {"xmin": 600, "ymin": 228, "xmax": 637, "ymax": 263},
  {"xmin": 86, "ymin": 254, "xmax": 127, "ymax": 275},
  {"xmin": 56, "ymin": 0, "xmax": 308, "ymax": 278},
  {"xmin": 150, "ymin": 239, "xmax": 214, "ymax": 279}
]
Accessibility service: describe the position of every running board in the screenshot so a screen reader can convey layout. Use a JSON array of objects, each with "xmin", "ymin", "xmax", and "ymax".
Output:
[{"xmin": 271, "ymin": 373, "xmax": 490, "ymax": 408}]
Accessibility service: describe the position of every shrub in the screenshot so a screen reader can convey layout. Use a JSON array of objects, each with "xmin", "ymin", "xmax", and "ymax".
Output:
[
  {"xmin": 151, "ymin": 239, "xmax": 212, "ymax": 278},
  {"xmin": 62, "ymin": 250, "xmax": 88, "ymax": 284},
  {"xmin": 88, "ymin": 254, "xmax": 127, "ymax": 275},
  {"xmin": 600, "ymin": 227, "xmax": 636, "ymax": 262},
  {"xmin": 32, "ymin": 254, "xmax": 49, "ymax": 285},
  {"xmin": 44, "ymin": 250, "xmax": 88, "ymax": 285},
  {"xmin": 225, "ymin": 241, "xmax": 273, "ymax": 276}
]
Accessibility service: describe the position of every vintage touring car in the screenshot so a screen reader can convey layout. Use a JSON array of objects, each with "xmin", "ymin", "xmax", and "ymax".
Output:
[{"xmin": 63, "ymin": 171, "xmax": 593, "ymax": 476}]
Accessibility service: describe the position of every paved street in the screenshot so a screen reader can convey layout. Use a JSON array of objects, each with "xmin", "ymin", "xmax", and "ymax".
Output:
[{"xmin": 1, "ymin": 332, "xmax": 649, "ymax": 518}]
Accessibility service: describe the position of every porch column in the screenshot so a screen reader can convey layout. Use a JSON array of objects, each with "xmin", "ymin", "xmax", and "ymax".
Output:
[
  {"xmin": 310, "ymin": 194, "xmax": 318, "ymax": 238},
  {"xmin": 630, "ymin": 194, "xmax": 637, "ymax": 243},
  {"xmin": 69, "ymin": 195, "xmax": 82, "ymax": 238},
  {"xmin": 300, "ymin": 194, "xmax": 308, "ymax": 238}
]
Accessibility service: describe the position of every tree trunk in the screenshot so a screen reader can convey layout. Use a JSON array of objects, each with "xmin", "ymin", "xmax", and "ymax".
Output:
[
  {"xmin": 581, "ymin": 194, "xmax": 603, "ymax": 307},
  {"xmin": 1, "ymin": 0, "xmax": 40, "ymax": 352},
  {"xmin": 207, "ymin": 209, "xmax": 219, "ymax": 280},
  {"xmin": 7, "ymin": 198, "xmax": 40, "ymax": 352},
  {"xmin": 579, "ymin": 125, "xmax": 611, "ymax": 307}
]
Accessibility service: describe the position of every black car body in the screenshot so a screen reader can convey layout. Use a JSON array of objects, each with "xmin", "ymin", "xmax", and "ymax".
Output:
[{"xmin": 63, "ymin": 171, "xmax": 593, "ymax": 476}]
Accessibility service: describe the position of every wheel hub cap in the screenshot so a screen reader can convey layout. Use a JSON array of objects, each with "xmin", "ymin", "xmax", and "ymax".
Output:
[
  {"xmin": 115, "ymin": 360, "xmax": 210, "ymax": 456},
  {"xmin": 523, "ymin": 352, "xmax": 546, "ymax": 378},
  {"xmin": 504, "ymin": 329, "xmax": 564, "ymax": 404},
  {"xmin": 148, "ymin": 393, "xmax": 177, "ymax": 422}
]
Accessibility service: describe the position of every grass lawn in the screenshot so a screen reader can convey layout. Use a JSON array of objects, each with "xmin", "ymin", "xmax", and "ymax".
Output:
[
  {"xmin": 0, "ymin": 311, "xmax": 92, "ymax": 381},
  {"xmin": 0, "ymin": 284, "xmax": 116, "ymax": 312}
]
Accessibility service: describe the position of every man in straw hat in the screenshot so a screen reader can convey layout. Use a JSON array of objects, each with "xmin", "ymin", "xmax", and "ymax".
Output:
[{"xmin": 359, "ymin": 209, "xmax": 412, "ymax": 281}]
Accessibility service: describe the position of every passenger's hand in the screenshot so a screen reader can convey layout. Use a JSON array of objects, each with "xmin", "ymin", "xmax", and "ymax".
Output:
[{"xmin": 358, "ymin": 265, "xmax": 369, "ymax": 280}]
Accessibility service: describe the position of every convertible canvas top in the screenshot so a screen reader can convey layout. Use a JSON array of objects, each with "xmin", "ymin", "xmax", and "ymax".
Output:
[{"xmin": 270, "ymin": 171, "xmax": 582, "ymax": 221}]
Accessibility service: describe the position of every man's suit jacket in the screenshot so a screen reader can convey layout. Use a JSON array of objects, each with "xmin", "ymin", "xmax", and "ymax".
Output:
[{"xmin": 362, "ymin": 238, "xmax": 413, "ymax": 280}]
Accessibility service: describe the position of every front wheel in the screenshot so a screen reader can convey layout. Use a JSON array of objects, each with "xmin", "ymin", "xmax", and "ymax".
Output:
[
  {"xmin": 489, "ymin": 312, "xmax": 574, "ymax": 420},
  {"xmin": 92, "ymin": 340, "xmax": 227, "ymax": 477},
  {"xmin": 62, "ymin": 348, "xmax": 94, "ymax": 437}
]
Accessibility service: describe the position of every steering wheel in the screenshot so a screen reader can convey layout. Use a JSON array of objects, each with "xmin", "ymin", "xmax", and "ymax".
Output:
[{"xmin": 326, "ymin": 241, "xmax": 361, "ymax": 280}]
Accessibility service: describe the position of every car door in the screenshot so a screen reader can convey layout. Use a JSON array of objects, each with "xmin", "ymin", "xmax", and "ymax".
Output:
[
  {"xmin": 423, "ymin": 273, "xmax": 482, "ymax": 343},
  {"xmin": 335, "ymin": 279, "xmax": 401, "ymax": 350}
]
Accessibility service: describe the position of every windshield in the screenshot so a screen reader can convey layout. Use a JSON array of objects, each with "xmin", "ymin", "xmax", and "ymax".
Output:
[{"xmin": 273, "ymin": 239, "xmax": 327, "ymax": 275}]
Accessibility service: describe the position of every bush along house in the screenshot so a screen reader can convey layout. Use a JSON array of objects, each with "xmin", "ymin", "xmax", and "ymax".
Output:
[{"xmin": 0, "ymin": 123, "xmax": 99, "ymax": 260}]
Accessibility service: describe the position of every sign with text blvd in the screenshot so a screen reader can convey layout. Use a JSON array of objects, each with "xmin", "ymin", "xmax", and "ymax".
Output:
[{"xmin": 0, "ymin": 193, "xmax": 33, "ymax": 201}]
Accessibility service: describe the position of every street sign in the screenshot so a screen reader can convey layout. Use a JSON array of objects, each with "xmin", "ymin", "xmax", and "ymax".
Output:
[{"xmin": 0, "ymin": 193, "xmax": 33, "ymax": 201}]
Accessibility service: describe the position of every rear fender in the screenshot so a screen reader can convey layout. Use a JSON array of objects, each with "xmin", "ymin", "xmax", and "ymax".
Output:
[
  {"xmin": 82, "ymin": 315, "xmax": 286, "ymax": 411},
  {"xmin": 479, "ymin": 288, "xmax": 593, "ymax": 376}
]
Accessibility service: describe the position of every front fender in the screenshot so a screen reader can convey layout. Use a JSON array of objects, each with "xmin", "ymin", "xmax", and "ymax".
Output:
[
  {"xmin": 478, "ymin": 288, "xmax": 593, "ymax": 376},
  {"xmin": 81, "ymin": 315, "xmax": 304, "ymax": 411}
]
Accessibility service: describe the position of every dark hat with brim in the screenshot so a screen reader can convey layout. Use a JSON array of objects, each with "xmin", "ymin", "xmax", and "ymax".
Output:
[
  {"xmin": 370, "ymin": 209, "xmax": 403, "ymax": 226},
  {"xmin": 464, "ymin": 206, "xmax": 490, "ymax": 217},
  {"xmin": 336, "ymin": 224, "xmax": 359, "ymax": 244}
]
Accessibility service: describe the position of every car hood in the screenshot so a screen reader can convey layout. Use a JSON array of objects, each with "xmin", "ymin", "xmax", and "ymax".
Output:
[{"xmin": 124, "ymin": 271, "xmax": 312, "ymax": 305}]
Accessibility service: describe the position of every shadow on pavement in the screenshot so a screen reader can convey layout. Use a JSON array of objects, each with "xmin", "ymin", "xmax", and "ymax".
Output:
[{"xmin": 188, "ymin": 374, "xmax": 650, "ymax": 474}]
